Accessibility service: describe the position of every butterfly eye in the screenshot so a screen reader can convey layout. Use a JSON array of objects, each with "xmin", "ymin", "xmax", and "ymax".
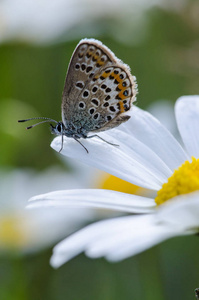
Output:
[{"xmin": 57, "ymin": 123, "xmax": 62, "ymax": 132}]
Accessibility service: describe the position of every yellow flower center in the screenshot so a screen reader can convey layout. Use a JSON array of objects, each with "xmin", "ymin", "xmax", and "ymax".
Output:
[
  {"xmin": 155, "ymin": 157, "xmax": 199, "ymax": 205},
  {"xmin": 0, "ymin": 214, "xmax": 29, "ymax": 250},
  {"xmin": 99, "ymin": 173, "xmax": 140, "ymax": 194}
]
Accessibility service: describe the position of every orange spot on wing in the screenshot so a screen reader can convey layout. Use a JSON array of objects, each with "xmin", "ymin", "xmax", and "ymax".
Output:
[
  {"xmin": 119, "ymin": 102, "xmax": 126, "ymax": 113},
  {"xmin": 118, "ymin": 91, "xmax": 126, "ymax": 100},
  {"xmin": 97, "ymin": 59, "xmax": 105, "ymax": 66},
  {"xmin": 114, "ymin": 74, "xmax": 123, "ymax": 83},
  {"xmin": 93, "ymin": 55, "xmax": 98, "ymax": 61},
  {"xmin": 118, "ymin": 83, "xmax": 124, "ymax": 90},
  {"xmin": 101, "ymin": 71, "xmax": 110, "ymax": 78}
]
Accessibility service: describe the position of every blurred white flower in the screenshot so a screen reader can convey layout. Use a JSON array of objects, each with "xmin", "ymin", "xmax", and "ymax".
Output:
[
  {"xmin": 0, "ymin": 0, "xmax": 187, "ymax": 45},
  {"xmin": 0, "ymin": 166, "xmax": 98, "ymax": 254},
  {"xmin": 29, "ymin": 95, "xmax": 199, "ymax": 267}
]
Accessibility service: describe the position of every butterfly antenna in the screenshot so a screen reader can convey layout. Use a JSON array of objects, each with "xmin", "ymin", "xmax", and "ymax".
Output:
[{"xmin": 18, "ymin": 117, "xmax": 58, "ymax": 130}]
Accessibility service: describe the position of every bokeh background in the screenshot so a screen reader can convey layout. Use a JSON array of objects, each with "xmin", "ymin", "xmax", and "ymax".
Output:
[{"xmin": 0, "ymin": 0, "xmax": 199, "ymax": 299}]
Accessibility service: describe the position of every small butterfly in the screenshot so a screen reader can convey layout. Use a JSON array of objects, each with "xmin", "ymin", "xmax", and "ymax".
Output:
[
  {"xmin": 18, "ymin": 38, "xmax": 138, "ymax": 153},
  {"xmin": 196, "ymin": 288, "xmax": 199, "ymax": 299}
]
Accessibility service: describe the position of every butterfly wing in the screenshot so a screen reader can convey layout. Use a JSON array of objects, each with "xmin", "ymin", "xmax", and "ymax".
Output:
[{"xmin": 61, "ymin": 39, "xmax": 137, "ymax": 133}]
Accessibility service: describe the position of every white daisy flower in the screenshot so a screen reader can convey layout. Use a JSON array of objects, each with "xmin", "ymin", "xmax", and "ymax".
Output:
[
  {"xmin": 29, "ymin": 95, "xmax": 199, "ymax": 268},
  {"xmin": 0, "ymin": 166, "xmax": 98, "ymax": 254}
]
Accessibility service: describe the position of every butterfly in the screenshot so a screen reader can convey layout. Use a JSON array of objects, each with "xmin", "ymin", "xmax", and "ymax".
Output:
[{"xmin": 18, "ymin": 38, "xmax": 138, "ymax": 153}]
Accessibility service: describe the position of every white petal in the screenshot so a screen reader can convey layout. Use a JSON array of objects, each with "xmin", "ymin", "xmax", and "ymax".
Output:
[
  {"xmin": 92, "ymin": 218, "xmax": 183, "ymax": 262},
  {"xmin": 51, "ymin": 129, "xmax": 169, "ymax": 191},
  {"xmin": 118, "ymin": 106, "xmax": 188, "ymax": 171},
  {"xmin": 50, "ymin": 215, "xmax": 184, "ymax": 268},
  {"xmin": 28, "ymin": 189, "xmax": 156, "ymax": 213},
  {"xmin": 102, "ymin": 129, "xmax": 172, "ymax": 180},
  {"xmin": 175, "ymin": 95, "xmax": 199, "ymax": 158},
  {"xmin": 157, "ymin": 191, "xmax": 199, "ymax": 230},
  {"xmin": 52, "ymin": 105, "xmax": 189, "ymax": 189},
  {"xmin": 147, "ymin": 100, "xmax": 177, "ymax": 135}
]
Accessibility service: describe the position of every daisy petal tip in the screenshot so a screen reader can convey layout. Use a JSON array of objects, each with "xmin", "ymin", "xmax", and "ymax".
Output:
[
  {"xmin": 176, "ymin": 95, "xmax": 199, "ymax": 108},
  {"xmin": 50, "ymin": 137, "xmax": 61, "ymax": 152},
  {"xmin": 49, "ymin": 255, "xmax": 61, "ymax": 269},
  {"xmin": 28, "ymin": 195, "xmax": 42, "ymax": 202},
  {"xmin": 85, "ymin": 248, "xmax": 101, "ymax": 259},
  {"xmin": 50, "ymin": 251, "xmax": 73, "ymax": 269},
  {"xmin": 106, "ymin": 256, "xmax": 121, "ymax": 263}
]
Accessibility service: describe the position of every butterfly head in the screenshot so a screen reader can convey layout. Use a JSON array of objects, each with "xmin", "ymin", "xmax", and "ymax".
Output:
[{"xmin": 50, "ymin": 121, "xmax": 64, "ymax": 136}]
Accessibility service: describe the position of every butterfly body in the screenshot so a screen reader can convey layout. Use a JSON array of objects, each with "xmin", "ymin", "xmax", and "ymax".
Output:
[
  {"xmin": 18, "ymin": 38, "xmax": 137, "ymax": 152},
  {"xmin": 50, "ymin": 121, "xmax": 88, "ymax": 139}
]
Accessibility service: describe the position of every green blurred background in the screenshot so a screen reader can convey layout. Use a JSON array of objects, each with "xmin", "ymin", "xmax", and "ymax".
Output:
[{"xmin": 0, "ymin": 0, "xmax": 199, "ymax": 299}]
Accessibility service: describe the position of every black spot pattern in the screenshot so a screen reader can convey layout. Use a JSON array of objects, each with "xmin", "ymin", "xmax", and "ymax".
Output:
[
  {"xmin": 91, "ymin": 99, "xmax": 99, "ymax": 106},
  {"xmin": 83, "ymin": 90, "xmax": 89, "ymax": 98},
  {"xmin": 124, "ymin": 104, "xmax": 129, "ymax": 111},
  {"xmin": 106, "ymin": 88, "xmax": 111, "ymax": 93},
  {"xmin": 94, "ymin": 113, "xmax": 99, "ymax": 119},
  {"xmin": 89, "ymin": 108, "xmax": 95, "ymax": 115},
  {"xmin": 109, "ymin": 106, "xmax": 116, "ymax": 112},
  {"xmin": 76, "ymin": 82, "xmax": 84, "ymax": 89},
  {"xmin": 73, "ymin": 44, "xmax": 135, "ymax": 132},
  {"xmin": 86, "ymin": 66, "xmax": 92, "ymax": 73},
  {"xmin": 89, "ymin": 72, "xmax": 94, "ymax": 78},
  {"xmin": 92, "ymin": 86, "xmax": 98, "ymax": 93},
  {"xmin": 79, "ymin": 102, "xmax": 85, "ymax": 108},
  {"xmin": 81, "ymin": 63, "xmax": 86, "ymax": 71},
  {"xmin": 105, "ymin": 95, "xmax": 111, "ymax": 101}
]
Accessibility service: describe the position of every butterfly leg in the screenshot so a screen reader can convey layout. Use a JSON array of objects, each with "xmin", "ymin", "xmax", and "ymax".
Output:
[
  {"xmin": 58, "ymin": 134, "xmax": 64, "ymax": 153},
  {"xmin": 87, "ymin": 135, "xmax": 119, "ymax": 147},
  {"xmin": 73, "ymin": 137, "xmax": 89, "ymax": 153}
]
